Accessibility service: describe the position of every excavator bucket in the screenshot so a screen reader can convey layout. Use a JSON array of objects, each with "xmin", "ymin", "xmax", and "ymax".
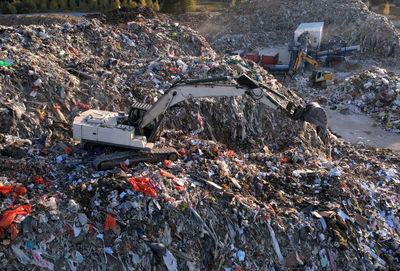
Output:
[
  {"xmin": 287, "ymin": 102, "xmax": 327, "ymax": 132},
  {"xmin": 288, "ymin": 101, "xmax": 329, "ymax": 143},
  {"xmin": 235, "ymin": 74, "xmax": 259, "ymax": 89},
  {"xmin": 235, "ymin": 75, "xmax": 328, "ymax": 134},
  {"xmin": 301, "ymin": 102, "xmax": 327, "ymax": 131}
]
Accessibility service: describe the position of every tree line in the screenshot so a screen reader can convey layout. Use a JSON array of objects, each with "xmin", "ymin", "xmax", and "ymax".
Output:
[{"xmin": 0, "ymin": 0, "xmax": 196, "ymax": 14}]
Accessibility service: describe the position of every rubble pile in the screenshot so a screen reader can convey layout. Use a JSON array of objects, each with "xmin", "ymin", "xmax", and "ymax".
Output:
[
  {"xmin": 294, "ymin": 67, "xmax": 400, "ymax": 132},
  {"xmin": 0, "ymin": 11, "xmax": 399, "ymax": 271},
  {"xmin": 199, "ymin": 0, "xmax": 400, "ymax": 58}
]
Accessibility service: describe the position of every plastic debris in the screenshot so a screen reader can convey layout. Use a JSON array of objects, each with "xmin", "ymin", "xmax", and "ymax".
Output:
[{"xmin": 163, "ymin": 249, "xmax": 178, "ymax": 271}]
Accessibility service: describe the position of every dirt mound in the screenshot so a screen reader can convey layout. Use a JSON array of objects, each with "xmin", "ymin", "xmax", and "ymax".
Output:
[
  {"xmin": 84, "ymin": 6, "xmax": 160, "ymax": 24},
  {"xmin": 199, "ymin": 0, "xmax": 400, "ymax": 58},
  {"xmin": 0, "ymin": 14, "xmax": 82, "ymax": 26}
]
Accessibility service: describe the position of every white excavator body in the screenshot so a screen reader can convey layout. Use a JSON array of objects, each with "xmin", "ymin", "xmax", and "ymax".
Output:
[
  {"xmin": 72, "ymin": 74, "xmax": 328, "ymax": 169},
  {"xmin": 73, "ymin": 109, "xmax": 154, "ymax": 150}
]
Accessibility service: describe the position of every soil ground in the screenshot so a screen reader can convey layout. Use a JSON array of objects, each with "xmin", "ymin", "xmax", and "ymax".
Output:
[{"xmin": 327, "ymin": 109, "xmax": 400, "ymax": 152}]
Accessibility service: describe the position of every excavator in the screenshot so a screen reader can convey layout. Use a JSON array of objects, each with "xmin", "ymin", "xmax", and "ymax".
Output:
[
  {"xmin": 73, "ymin": 74, "xmax": 328, "ymax": 170},
  {"xmin": 290, "ymin": 51, "xmax": 333, "ymax": 86}
]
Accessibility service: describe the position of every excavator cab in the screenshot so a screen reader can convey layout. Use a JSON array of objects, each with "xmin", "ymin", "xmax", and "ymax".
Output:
[
  {"xmin": 311, "ymin": 70, "xmax": 333, "ymax": 86},
  {"xmin": 313, "ymin": 70, "xmax": 323, "ymax": 82},
  {"xmin": 127, "ymin": 102, "xmax": 160, "ymax": 141}
]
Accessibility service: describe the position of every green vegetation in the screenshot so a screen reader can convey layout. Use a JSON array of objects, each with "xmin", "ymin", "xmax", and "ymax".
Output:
[
  {"xmin": 0, "ymin": 2, "xmax": 17, "ymax": 14},
  {"xmin": 0, "ymin": 0, "xmax": 232, "ymax": 14},
  {"xmin": 153, "ymin": 0, "xmax": 160, "ymax": 10}
]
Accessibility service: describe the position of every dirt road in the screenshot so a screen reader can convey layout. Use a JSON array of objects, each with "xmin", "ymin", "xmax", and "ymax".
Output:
[{"xmin": 326, "ymin": 109, "xmax": 400, "ymax": 152}]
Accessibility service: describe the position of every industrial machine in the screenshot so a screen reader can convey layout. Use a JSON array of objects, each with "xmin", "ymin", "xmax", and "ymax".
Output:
[
  {"xmin": 317, "ymin": 40, "xmax": 360, "ymax": 67},
  {"xmin": 251, "ymin": 23, "xmax": 358, "ymax": 77},
  {"xmin": 289, "ymin": 51, "xmax": 333, "ymax": 85},
  {"xmin": 290, "ymin": 51, "xmax": 316, "ymax": 76},
  {"xmin": 311, "ymin": 70, "xmax": 333, "ymax": 86},
  {"xmin": 73, "ymin": 74, "xmax": 328, "ymax": 170},
  {"xmin": 294, "ymin": 22, "xmax": 324, "ymax": 50}
]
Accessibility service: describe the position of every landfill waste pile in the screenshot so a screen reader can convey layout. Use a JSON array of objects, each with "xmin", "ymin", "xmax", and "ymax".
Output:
[
  {"xmin": 168, "ymin": 12, "xmax": 216, "ymax": 32},
  {"xmin": 0, "ymin": 14, "xmax": 82, "ymax": 27},
  {"xmin": 84, "ymin": 6, "xmax": 159, "ymax": 25},
  {"xmin": 0, "ymin": 15, "xmax": 221, "ymax": 140},
  {"xmin": 199, "ymin": 0, "xmax": 400, "ymax": 58},
  {"xmin": 292, "ymin": 67, "xmax": 400, "ymax": 133},
  {"xmin": 0, "ymin": 9, "xmax": 400, "ymax": 271},
  {"xmin": 0, "ymin": 12, "xmax": 311, "ymax": 149},
  {"xmin": 0, "ymin": 126, "xmax": 399, "ymax": 270}
]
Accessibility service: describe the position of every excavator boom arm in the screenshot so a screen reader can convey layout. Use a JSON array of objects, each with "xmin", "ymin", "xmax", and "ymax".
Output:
[
  {"xmin": 303, "ymin": 55, "xmax": 319, "ymax": 70},
  {"xmin": 140, "ymin": 85, "xmax": 281, "ymax": 128},
  {"xmin": 292, "ymin": 51, "xmax": 304, "ymax": 73},
  {"xmin": 138, "ymin": 74, "xmax": 327, "ymax": 142},
  {"xmin": 291, "ymin": 51, "xmax": 319, "ymax": 75},
  {"xmin": 140, "ymin": 76, "xmax": 283, "ymax": 128}
]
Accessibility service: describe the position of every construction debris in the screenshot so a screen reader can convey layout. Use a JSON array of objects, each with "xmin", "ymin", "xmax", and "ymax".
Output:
[{"xmin": 0, "ymin": 126, "xmax": 399, "ymax": 270}]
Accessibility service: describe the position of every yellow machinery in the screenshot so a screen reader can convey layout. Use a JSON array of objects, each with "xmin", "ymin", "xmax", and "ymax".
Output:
[
  {"xmin": 384, "ymin": 2, "xmax": 395, "ymax": 15},
  {"xmin": 290, "ymin": 51, "xmax": 333, "ymax": 86},
  {"xmin": 311, "ymin": 70, "xmax": 333, "ymax": 86}
]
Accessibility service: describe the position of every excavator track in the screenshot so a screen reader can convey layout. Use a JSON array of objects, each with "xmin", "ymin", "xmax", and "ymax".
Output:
[{"xmin": 93, "ymin": 147, "xmax": 179, "ymax": 171}]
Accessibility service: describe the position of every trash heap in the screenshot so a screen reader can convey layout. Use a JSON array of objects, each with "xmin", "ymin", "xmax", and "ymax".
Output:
[
  {"xmin": 0, "ymin": 13, "xmax": 311, "ymax": 149},
  {"xmin": 84, "ymin": 6, "xmax": 160, "ymax": 25},
  {"xmin": 0, "ymin": 127, "xmax": 399, "ymax": 270},
  {"xmin": 0, "ymin": 11, "xmax": 399, "ymax": 271},
  {"xmin": 199, "ymin": 0, "xmax": 400, "ymax": 57},
  {"xmin": 0, "ymin": 14, "xmax": 82, "ymax": 27},
  {"xmin": 293, "ymin": 67, "xmax": 400, "ymax": 133},
  {"xmin": 0, "ymin": 16, "xmax": 215, "ymax": 139}
]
